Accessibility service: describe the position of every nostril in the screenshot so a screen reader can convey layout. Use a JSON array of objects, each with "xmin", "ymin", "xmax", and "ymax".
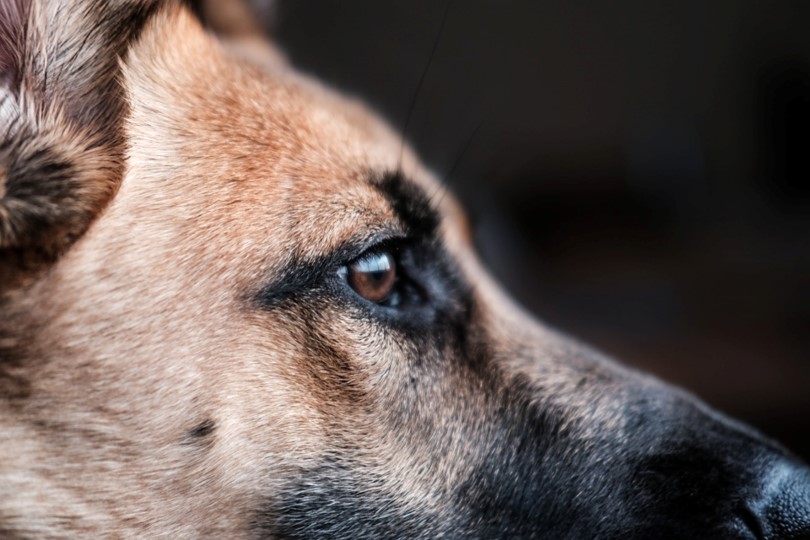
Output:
[
  {"xmin": 738, "ymin": 503, "xmax": 766, "ymax": 540},
  {"xmin": 755, "ymin": 462, "xmax": 810, "ymax": 539}
]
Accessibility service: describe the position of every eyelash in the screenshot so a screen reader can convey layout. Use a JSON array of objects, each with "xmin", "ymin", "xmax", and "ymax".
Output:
[{"xmin": 337, "ymin": 241, "xmax": 426, "ymax": 311}]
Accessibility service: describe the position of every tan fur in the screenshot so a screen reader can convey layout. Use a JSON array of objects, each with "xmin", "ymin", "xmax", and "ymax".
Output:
[
  {"xmin": 1, "ymin": 4, "xmax": 475, "ymax": 535},
  {"xmin": 2, "ymin": 1, "xmax": 803, "ymax": 538}
]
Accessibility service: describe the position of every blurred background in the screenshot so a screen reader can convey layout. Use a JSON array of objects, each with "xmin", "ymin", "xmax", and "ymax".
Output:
[{"xmin": 261, "ymin": 1, "xmax": 808, "ymax": 457}]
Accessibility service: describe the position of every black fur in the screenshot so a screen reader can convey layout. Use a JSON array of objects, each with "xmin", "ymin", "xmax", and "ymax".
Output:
[
  {"xmin": 256, "ymin": 170, "xmax": 442, "ymax": 312},
  {"xmin": 374, "ymin": 171, "xmax": 441, "ymax": 239},
  {"xmin": 0, "ymin": 0, "xmax": 163, "ymax": 281},
  {"xmin": 250, "ymin": 174, "xmax": 809, "ymax": 539},
  {"xmin": 3, "ymin": 3, "xmax": 809, "ymax": 538},
  {"xmin": 187, "ymin": 419, "xmax": 216, "ymax": 440},
  {"xmin": 258, "ymin": 373, "xmax": 785, "ymax": 539}
]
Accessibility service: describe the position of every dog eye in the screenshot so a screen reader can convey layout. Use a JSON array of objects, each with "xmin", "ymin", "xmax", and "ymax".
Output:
[{"xmin": 339, "ymin": 251, "xmax": 397, "ymax": 304}]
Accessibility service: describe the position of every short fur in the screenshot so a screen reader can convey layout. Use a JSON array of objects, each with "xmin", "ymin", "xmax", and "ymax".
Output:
[{"xmin": 1, "ymin": 1, "xmax": 808, "ymax": 538}]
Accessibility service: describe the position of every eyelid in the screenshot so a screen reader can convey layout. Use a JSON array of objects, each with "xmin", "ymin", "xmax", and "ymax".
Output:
[
  {"xmin": 256, "ymin": 229, "xmax": 408, "ymax": 310},
  {"xmin": 337, "ymin": 246, "xmax": 400, "ymax": 283},
  {"xmin": 339, "ymin": 230, "xmax": 407, "ymax": 268}
]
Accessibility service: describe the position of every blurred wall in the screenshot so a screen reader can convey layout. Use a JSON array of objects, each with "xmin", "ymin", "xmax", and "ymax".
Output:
[{"xmin": 268, "ymin": 0, "xmax": 810, "ymax": 458}]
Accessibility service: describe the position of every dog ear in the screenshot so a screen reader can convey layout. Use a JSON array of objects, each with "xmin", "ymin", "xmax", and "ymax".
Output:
[
  {"xmin": 192, "ymin": 0, "xmax": 263, "ymax": 39},
  {"xmin": 0, "ymin": 0, "xmax": 159, "ymax": 289},
  {"xmin": 193, "ymin": 0, "xmax": 284, "ymax": 65}
]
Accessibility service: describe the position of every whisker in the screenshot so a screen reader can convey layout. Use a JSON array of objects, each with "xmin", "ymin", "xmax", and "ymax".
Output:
[
  {"xmin": 443, "ymin": 118, "xmax": 484, "ymax": 188},
  {"xmin": 397, "ymin": 0, "xmax": 454, "ymax": 175},
  {"xmin": 430, "ymin": 118, "xmax": 485, "ymax": 210}
]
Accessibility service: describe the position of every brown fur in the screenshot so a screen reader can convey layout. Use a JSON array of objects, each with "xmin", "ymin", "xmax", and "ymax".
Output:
[
  {"xmin": 0, "ymin": 0, "xmax": 162, "ymax": 287},
  {"xmin": 1, "ymin": 1, "xmax": 808, "ymax": 538},
  {"xmin": 0, "ymin": 4, "xmax": 471, "ymax": 534}
]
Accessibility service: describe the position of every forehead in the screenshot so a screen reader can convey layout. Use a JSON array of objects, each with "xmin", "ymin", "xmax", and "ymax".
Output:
[
  {"xmin": 107, "ymin": 6, "xmax": 484, "ymax": 310},
  {"xmin": 122, "ymin": 9, "xmax": 445, "ymax": 260}
]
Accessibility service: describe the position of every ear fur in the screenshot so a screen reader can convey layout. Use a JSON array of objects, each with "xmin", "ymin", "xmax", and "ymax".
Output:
[
  {"xmin": 0, "ymin": 0, "xmax": 26, "ymax": 92},
  {"xmin": 0, "ymin": 0, "xmax": 161, "ymax": 289},
  {"xmin": 192, "ymin": 0, "xmax": 285, "ymax": 67},
  {"xmin": 195, "ymin": 0, "xmax": 264, "ymax": 39}
]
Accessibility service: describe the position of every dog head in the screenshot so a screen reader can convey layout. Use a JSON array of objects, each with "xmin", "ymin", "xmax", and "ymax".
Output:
[{"xmin": 1, "ymin": 1, "xmax": 809, "ymax": 538}]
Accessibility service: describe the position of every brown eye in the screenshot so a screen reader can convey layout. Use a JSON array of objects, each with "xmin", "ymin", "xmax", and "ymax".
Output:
[{"xmin": 341, "ymin": 251, "xmax": 397, "ymax": 303}]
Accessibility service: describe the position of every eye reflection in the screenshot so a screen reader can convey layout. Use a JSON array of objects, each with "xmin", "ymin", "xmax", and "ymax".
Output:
[{"xmin": 340, "ymin": 251, "xmax": 397, "ymax": 304}]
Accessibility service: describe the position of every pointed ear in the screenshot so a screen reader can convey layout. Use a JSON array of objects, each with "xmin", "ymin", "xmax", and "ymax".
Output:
[
  {"xmin": 0, "ymin": 0, "xmax": 159, "ymax": 289},
  {"xmin": 193, "ymin": 0, "xmax": 262, "ymax": 38},
  {"xmin": 193, "ymin": 0, "xmax": 284, "ymax": 65}
]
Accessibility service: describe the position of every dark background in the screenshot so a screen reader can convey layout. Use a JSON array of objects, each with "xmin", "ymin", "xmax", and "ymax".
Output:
[{"xmin": 265, "ymin": 1, "xmax": 809, "ymax": 458}]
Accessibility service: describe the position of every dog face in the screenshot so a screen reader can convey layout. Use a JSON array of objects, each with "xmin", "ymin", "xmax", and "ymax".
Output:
[{"xmin": 1, "ymin": 1, "xmax": 809, "ymax": 538}]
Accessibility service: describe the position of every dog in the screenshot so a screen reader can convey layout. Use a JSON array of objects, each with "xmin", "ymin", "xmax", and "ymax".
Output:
[{"xmin": 1, "ymin": 1, "xmax": 809, "ymax": 538}]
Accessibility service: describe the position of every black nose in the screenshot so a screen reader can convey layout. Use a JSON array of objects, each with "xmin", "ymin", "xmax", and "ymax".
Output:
[{"xmin": 749, "ymin": 461, "xmax": 810, "ymax": 539}]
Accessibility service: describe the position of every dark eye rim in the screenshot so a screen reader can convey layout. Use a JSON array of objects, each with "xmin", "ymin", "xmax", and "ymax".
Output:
[
  {"xmin": 338, "ymin": 242, "xmax": 400, "ymax": 303},
  {"xmin": 254, "ymin": 227, "xmax": 444, "ymax": 317},
  {"xmin": 335, "ymin": 237, "xmax": 435, "ymax": 314}
]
